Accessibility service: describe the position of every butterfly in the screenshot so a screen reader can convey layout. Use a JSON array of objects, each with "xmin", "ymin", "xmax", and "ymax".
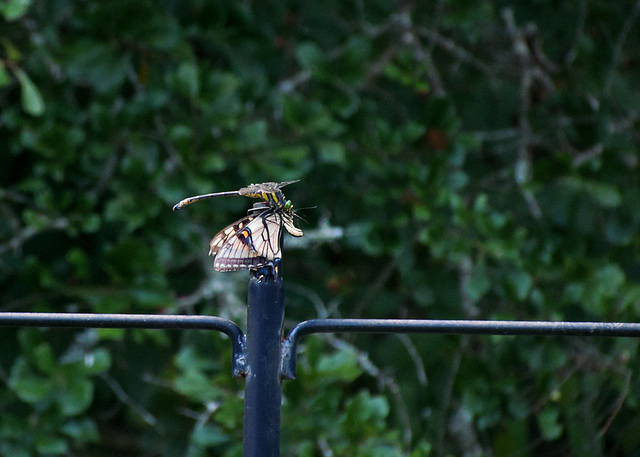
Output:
[{"xmin": 173, "ymin": 181, "xmax": 303, "ymax": 272}]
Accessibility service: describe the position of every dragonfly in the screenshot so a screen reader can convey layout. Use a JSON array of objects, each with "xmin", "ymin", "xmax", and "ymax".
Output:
[{"xmin": 173, "ymin": 181, "xmax": 303, "ymax": 272}]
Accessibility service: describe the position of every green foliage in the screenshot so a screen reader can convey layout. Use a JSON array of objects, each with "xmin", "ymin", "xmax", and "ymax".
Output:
[
  {"xmin": 2, "ymin": 0, "xmax": 640, "ymax": 456},
  {"xmin": 282, "ymin": 340, "xmax": 406, "ymax": 457}
]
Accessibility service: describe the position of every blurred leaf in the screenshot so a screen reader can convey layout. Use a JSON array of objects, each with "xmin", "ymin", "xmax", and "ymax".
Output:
[
  {"xmin": 0, "ymin": 0, "xmax": 31, "ymax": 21},
  {"xmin": 191, "ymin": 424, "xmax": 230, "ymax": 447},
  {"xmin": 507, "ymin": 270, "xmax": 532, "ymax": 301},
  {"xmin": 584, "ymin": 181, "xmax": 622, "ymax": 208},
  {"xmin": 82, "ymin": 348, "xmax": 112, "ymax": 374},
  {"xmin": 214, "ymin": 396, "xmax": 243, "ymax": 430},
  {"xmin": 57, "ymin": 375, "xmax": 93, "ymax": 416},
  {"xmin": 316, "ymin": 346, "xmax": 362, "ymax": 383},
  {"xmin": 0, "ymin": 62, "xmax": 11, "ymax": 86},
  {"xmin": 408, "ymin": 441, "xmax": 433, "ymax": 457},
  {"xmin": 32, "ymin": 343, "xmax": 56, "ymax": 373},
  {"xmin": 65, "ymin": 43, "xmax": 130, "ymax": 93},
  {"xmin": 175, "ymin": 345, "xmax": 219, "ymax": 371},
  {"xmin": 13, "ymin": 67, "xmax": 45, "ymax": 115},
  {"xmin": 583, "ymin": 264, "xmax": 625, "ymax": 316},
  {"xmin": 317, "ymin": 140, "xmax": 346, "ymax": 165},
  {"xmin": 175, "ymin": 61, "xmax": 200, "ymax": 100},
  {"xmin": 238, "ymin": 120, "xmax": 267, "ymax": 149},
  {"xmin": 35, "ymin": 434, "xmax": 68, "ymax": 454},
  {"xmin": 174, "ymin": 369, "xmax": 217, "ymax": 401},
  {"xmin": 537, "ymin": 407, "xmax": 563, "ymax": 441},
  {"xmin": 295, "ymin": 42, "xmax": 324, "ymax": 73},
  {"xmin": 558, "ymin": 177, "xmax": 621, "ymax": 208},
  {"xmin": 465, "ymin": 263, "xmax": 491, "ymax": 302},
  {"xmin": 61, "ymin": 419, "xmax": 99, "ymax": 443},
  {"xmin": 1, "ymin": 37, "xmax": 21, "ymax": 60},
  {"xmin": 342, "ymin": 390, "xmax": 389, "ymax": 436},
  {"xmin": 0, "ymin": 443, "xmax": 30, "ymax": 457},
  {"xmin": 9, "ymin": 358, "xmax": 55, "ymax": 404}
]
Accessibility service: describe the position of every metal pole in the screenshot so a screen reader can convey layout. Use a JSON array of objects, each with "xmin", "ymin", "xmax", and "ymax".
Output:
[
  {"xmin": 0, "ymin": 312, "xmax": 247, "ymax": 377},
  {"xmin": 243, "ymin": 267, "xmax": 284, "ymax": 457},
  {"xmin": 281, "ymin": 318, "xmax": 640, "ymax": 380}
]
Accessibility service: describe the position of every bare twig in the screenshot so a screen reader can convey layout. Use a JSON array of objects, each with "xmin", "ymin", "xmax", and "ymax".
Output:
[
  {"xmin": 598, "ymin": 369, "xmax": 631, "ymax": 438},
  {"xmin": 327, "ymin": 335, "xmax": 414, "ymax": 448},
  {"xmin": 448, "ymin": 404, "xmax": 485, "ymax": 457},
  {"xmin": 502, "ymin": 8, "xmax": 556, "ymax": 220},
  {"xmin": 604, "ymin": 1, "xmax": 640, "ymax": 96},
  {"xmin": 572, "ymin": 144, "xmax": 603, "ymax": 169},
  {"xmin": 100, "ymin": 372, "xmax": 160, "ymax": 427},
  {"xmin": 286, "ymin": 282, "xmax": 339, "ymax": 318},
  {"xmin": 351, "ymin": 258, "xmax": 397, "ymax": 318},
  {"xmin": 0, "ymin": 217, "xmax": 70, "ymax": 255},
  {"xmin": 458, "ymin": 256, "xmax": 479, "ymax": 319},
  {"xmin": 417, "ymin": 27, "xmax": 494, "ymax": 77},
  {"xmin": 436, "ymin": 345, "xmax": 463, "ymax": 457},
  {"xmin": 565, "ymin": 0, "xmax": 588, "ymax": 66},
  {"xmin": 396, "ymin": 334, "xmax": 428, "ymax": 387},
  {"xmin": 393, "ymin": 9, "xmax": 446, "ymax": 97},
  {"xmin": 277, "ymin": 70, "xmax": 312, "ymax": 94}
]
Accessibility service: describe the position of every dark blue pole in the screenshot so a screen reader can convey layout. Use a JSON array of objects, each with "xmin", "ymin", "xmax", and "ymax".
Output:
[{"xmin": 243, "ymin": 267, "xmax": 284, "ymax": 457}]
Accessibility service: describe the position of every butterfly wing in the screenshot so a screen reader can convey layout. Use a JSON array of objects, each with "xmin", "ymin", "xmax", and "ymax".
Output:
[
  {"xmin": 282, "ymin": 208, "xmax": 304, "ymax": 237},
  {"xmin": 209, "ymin": 211, "xmax": 284, "ymax": 272}
]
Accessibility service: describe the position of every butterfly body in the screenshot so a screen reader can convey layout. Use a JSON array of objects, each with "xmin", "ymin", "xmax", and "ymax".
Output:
[{"xmin": 173, "ymin": 181, "xmax": 303, "ymax": 273}]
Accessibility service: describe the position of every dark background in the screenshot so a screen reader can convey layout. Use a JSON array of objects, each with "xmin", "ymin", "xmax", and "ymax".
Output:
[{"xmin": 2, "ymin": 1, "xmax": 640, "ymax": 456}]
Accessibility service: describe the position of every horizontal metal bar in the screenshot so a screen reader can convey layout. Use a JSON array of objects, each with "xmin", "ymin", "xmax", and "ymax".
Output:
[
  {"xmin": 0, "ymin": 312, "xmax": 247, "ymax": 377},
  {"xmin": 288, "ymin": 318, "xmax": 640, "ymax": 338},
  {"xmin": 280, "ymin": 318, "xmax": 640, "ymax": 379}
]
